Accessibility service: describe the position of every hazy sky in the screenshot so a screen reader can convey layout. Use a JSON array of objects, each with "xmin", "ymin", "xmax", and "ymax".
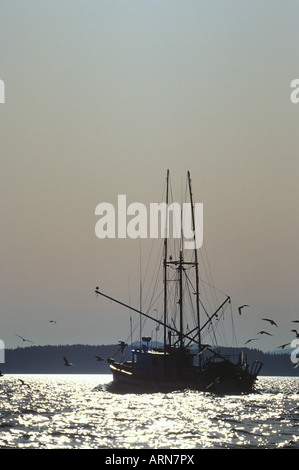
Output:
[{"xmin": 1, "ymin": 1, "xmax": 299, "ymax": 354}]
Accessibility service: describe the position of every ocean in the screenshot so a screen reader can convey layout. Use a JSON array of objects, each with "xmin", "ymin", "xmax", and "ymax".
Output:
[{"xmin": 0, "ymin": 374, "xmax": 298, "ymax": 450}]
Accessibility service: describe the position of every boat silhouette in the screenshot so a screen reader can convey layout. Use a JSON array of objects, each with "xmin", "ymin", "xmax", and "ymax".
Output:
[{"xmin": 95, "ymin": 170, "xmax": 263, "ymax": 394}]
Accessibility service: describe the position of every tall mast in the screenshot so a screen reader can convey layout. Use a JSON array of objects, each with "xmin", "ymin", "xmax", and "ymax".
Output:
[
  {"xmin": 187, "ymin": 171, "xmax": 201, "ymax": 357},
  {"xmin": 163, "ymin": 169, "xmax": 169, "ymax": 352},
  {"xmin": 179, "ymin": 249, "xmax": 183, "ymax": 350}
]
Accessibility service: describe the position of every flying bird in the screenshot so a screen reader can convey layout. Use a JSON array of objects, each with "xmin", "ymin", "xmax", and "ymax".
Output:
[
  {"xmin": 47, "ymin": 320, "xmax": 57, "ymax": 325},
  {"xmin": 15, "ymin": 334, "xmax": 35, "ymax": 344},
  {"xmin": 257, "ymin": 331, "xmax": 273, "ymax": 336},
  {"xmin": 95, "ymin": 356, "xmax": 104, "ymax": 361},
  {"xmin": 238, "ymin": 305, "xmax": 249, "ymax": 315},
  {"xmin": 291, "ymin": 330, "xmax": 299, "ymax": 338},
  {"xmin": 276, "ymin": 343, "xmax": 290, "ymax": 349},
  {"xmin": 291, "ymin": 321, "xmax": 299, "ymax": 323},
  {"xmin": 63, "ymin": 356, "xmax": 73, "ymax": 367},
  {"xmin": 245, "ymin": 338, "xmax": 259, "ymax": 345},
  {"xmin": 17, "ymin": 378, "xmax": 30, "ymax": 387},
  {"xmin": 262, "ymin": 318, "xmax": 278, "ymax": 327}
]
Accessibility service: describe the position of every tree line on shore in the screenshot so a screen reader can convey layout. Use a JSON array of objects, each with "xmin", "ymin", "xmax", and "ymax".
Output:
[{"xmin": 1, "ymin": 343, "xmax": 297, "ymax": 376}]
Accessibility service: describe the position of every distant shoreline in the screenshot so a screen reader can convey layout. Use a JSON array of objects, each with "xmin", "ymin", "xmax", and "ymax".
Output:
[{"xmin": 1, "ymin": 343, "xmax": 298, "ymax": 376}]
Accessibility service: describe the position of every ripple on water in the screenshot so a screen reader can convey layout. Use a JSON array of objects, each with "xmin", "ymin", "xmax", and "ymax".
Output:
[{"xmin": 0, "ymin": 375, "xmax": 299, "ymax": 448}]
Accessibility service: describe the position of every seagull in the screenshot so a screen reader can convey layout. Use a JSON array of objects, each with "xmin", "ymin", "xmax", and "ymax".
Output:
[
  {"xmin": 47, "ymin": 320, "xmax": 57, "ymax": 325},
  {"xmin": 262, "ymin": 318, "xmax": 278, "ymax": 327},
  {"xmin": 291, "ymin": 321, "xmax": 299, "ymax": 323},
  {"xmin": 17, "ymin": 378, "xmax": 30, "ymax": 387},
  {"xmin": 276, "ymin": 343, "xmax": 290, "ymax": 349},
  {"xmin": 63, "ymin": 356, "xmax": 73, "ymax": 367},
  {"xmin": 245, "ymin": 338, "xmax": 259, "ymax": 345},
  {"xmin": 15, "ymin": 334, "xmax": 35, "ymax": 344},
  {"xmin": 257, "ymin": 331, "xmax": 273, "ymax": 336},
  {"xmin": 291, "ymin": 330, "xmax": 299, "ymax": 338},
  {"xmin": 238, "ymin": 305, "xmax": 249, "ymax": 315},
  {"xmin": 95, "ymin": 356, "xmax": 104, "ymax": 361}
]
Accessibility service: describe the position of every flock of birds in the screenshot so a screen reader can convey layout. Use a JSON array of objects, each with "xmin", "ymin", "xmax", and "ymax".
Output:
[
  {"xmin": 12, "ymin": 320, "xmax": 106, "ymax": 372},
  {"xmin": 63, "ymin": 355, "xmax": 104, "ymax": 367},
  {"xmin": 4, "ymin": 307, "xmax": 299, "ymax": 378},
  {"xmin": 238, "ymin": 304, "xmax": 298, "ymax": 351}
]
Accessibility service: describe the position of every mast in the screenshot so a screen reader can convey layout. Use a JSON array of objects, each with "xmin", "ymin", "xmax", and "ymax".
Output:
[
  {"xmin": 139, "ymin": 240, "xmax": 142, "ymax": 349},
  {"xmin": 187, "ymin": 171, "xmax": 201, "ymax": 359},
  {"xmin": 163, "ymin": 169, "xmax": 169, "ymax": 352},
  {"xmin": 179, "ymin": 249, "xmax": 183, "ymax": 350}
]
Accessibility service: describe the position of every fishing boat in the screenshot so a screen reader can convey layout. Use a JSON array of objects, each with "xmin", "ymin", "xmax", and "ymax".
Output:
[{"xmin": 95, "ymin": 170, "xmax": 263, "ymax": 394}]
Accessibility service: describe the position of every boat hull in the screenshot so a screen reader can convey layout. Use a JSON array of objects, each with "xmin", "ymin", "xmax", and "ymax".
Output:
[
  {"xmin": 109, "ymin": 362, "xmax": 258, "ymax": 395},
  {"xmin": 109, "ymin": 364, "xmax": 197, "ymax": 393}
]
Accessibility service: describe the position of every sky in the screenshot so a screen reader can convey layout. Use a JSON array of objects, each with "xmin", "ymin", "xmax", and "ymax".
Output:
[{"xmin": 0, "ymin": 0, "xmax": 299, "ymax": 355}]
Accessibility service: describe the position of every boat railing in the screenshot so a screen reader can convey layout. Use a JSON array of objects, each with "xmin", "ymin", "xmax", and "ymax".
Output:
[
  {"xmin": 250, "ymin": 360, "xmax": 263, "ymax": 377},
  {"xmin": 207, "ymin": 352, "xmax": 248, "ymax": 364}
]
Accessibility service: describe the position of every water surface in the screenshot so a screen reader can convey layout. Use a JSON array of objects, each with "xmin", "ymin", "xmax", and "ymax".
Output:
[{"xmin": 0, "ymin": 374, "xmax": 298, "ymax": 449}]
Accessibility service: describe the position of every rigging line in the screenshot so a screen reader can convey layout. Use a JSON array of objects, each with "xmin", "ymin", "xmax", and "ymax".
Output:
[
  {"xmin": 199, "ymin": 297, "xmax": 231, "ymax": 344},
  {"xmin": 126, "ymin": 283, "xmax": 142, "ymax": 344},
  {"xmin": 214, "ymin": 309, "xmax": 228, "ymax": 347},
  {"xmin": 95, "ymin": 288, "xmax": 205, "ymax": 346},
  {"xmin": 199, "ymin": 272, "xmax": 213, "ymax": 319},
  {"xmin": 201, "ymin": 307, "xmax": 227, "ymax": 347},
  {"xmin": 182, "ymin": 265, "xmax": 211, "ymax": 322},
  {"xmin": 142, "ymin": 180, "xmax": 167, "ymax": 295},
  {"xmin": 126, "ymin": 298, "xmax": 165, "ymax": 347},
  {"xmin": 146, "ymin": 255, "xmax": 178, "ymax": 314},
  {"xmin": 199, "ymin": 293, "xmax": 229, "ymax": 346},
  {"xmin": 142, "ymin": 238, "xmax": 158, "ymax": 298},
  {"xmin": 184, "ymin": 267, "xmax": 218, "ymax": 342},
  {"xmin": 142, "ymin": 240, "xmax": 164, "ymax": 309},
  {"xmin": 202, "ymin": 242, "xmax": 219, "ymax": 306},
  {"xmin": 126, "ymin": 255, "xmax": 186, "ymax": 341},
  {"xmin": 199, "ymin": 278, "xmax": 230, "ymax": 299},
  {"xmin": 128, "ymin": 277, "xmax": 133, "ymax": 346},
  {"xmin": 138, "ymin": 245, "xmax": 163, "ymax": 338},
  {"xmin": 125, "ymin": 286, "xmax": 144, "ymax": 351},
  {"xmin": 183, "ymin": 270, "xmax": 198, "ymax": 326},
  {"xmin": 199, "ymin": 248, "xmax": 218, "ymax": 311},
  {"xmin": 208, "ymin": 316, "xmax": 227, "ymax": 348},
  {"xmin": 230, "ymin": 300, "xmax": 239, "ymax": 348}
]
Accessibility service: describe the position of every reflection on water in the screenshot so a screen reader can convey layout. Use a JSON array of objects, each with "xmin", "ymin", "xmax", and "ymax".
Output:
[{"xmin": 0, "ymin": 374, "xmax": 299, "ymax": 449}]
